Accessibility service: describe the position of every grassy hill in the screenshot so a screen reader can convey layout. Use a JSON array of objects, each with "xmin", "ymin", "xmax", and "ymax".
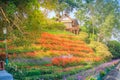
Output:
[{"xmin": 1, "ymin": 30, "xmax": 112, "ymax": 80}]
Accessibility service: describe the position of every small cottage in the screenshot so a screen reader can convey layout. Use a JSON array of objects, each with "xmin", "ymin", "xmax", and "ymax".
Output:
[{"xmin": 58, "ymin": 14, "xmax": 80, "ymax": 34}]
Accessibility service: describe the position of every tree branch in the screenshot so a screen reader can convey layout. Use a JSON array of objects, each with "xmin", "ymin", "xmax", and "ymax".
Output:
[{"xmin": 0, "ymin": 7, "xmax": 10, "ymax": 24}]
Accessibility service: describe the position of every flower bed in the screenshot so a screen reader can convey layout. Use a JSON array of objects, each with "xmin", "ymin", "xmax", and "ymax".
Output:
[{"xmin": 52, "ymin": 57, "xmax": 101, "ymax": 67}]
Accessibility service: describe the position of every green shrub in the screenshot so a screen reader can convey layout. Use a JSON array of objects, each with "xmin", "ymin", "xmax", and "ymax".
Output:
[
  {"xmin": 88, "ymin": 41, "xmax": 112, "ymax": 61},
  {"xmin": 0, "ymin": 43, "xmax": 5, "ymax": 48},
  {"xmin": 12, "ymin": 38, "xmax": 31, "ymax": 47},
  {"xmin": 107, "ymin": 40, "xmax": 120, "ymax": 59},
  {"xmin": 43, "ymin": 22, "xmax": 65, "ymax": 30},
  {"xmin": 90, "ymin": 77, "xmax": 97, "ymax": 80},
  {"xmin": 5, "ymin": 63, "xmax": 26, "ymax": 80},
  {"xmin": 25, "ymin": 75, "xmax": 40, "ymax": 80},
  {"xmin": 105, "ymin": 67, "xmax": 111, "ymax": 73},
  {"xmin": 26, "ymin": 70, "xmax": 41, "ymax": 76},
  {"xmin": 8, "ymin": 48, "xmax": 36, "ymax": 54},
  {"xmin": 100, "ymin": 71, "xmax": 106, "ymax": 78},
  {"xmin": 0, "ymin": 37, "xmax": 4, "ymax": 40}
]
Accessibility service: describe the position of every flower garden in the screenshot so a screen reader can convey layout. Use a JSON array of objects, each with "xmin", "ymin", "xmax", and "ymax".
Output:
[
  {"xmin": 0, "ymin": 0, "xmax": 120, "ymax": 80},
  {"xmin": 0, "ymin": 32, "xmax": 117, "ymax": 80}
]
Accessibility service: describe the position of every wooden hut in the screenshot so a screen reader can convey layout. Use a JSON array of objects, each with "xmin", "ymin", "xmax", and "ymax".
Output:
[{"xmin": 58, "ymin": 14, "xmax": 80, "ymax": 34}]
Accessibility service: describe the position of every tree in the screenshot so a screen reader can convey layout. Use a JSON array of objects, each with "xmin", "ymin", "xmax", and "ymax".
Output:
[
  {"xmin": 75, "ymin": 0, "xmax": 120, "ymax": 42},
  {"xmin": 0, "ymin": 0, "xmax": 61, "ymax": 46},
  {"xmin": 0, "ymin": 0, "xmax": 41, "ymax": 46},
  {"xmin": 107, "ymin": 40, "xmax": 120, "ymax": 59},
  {"xmin": 55, "ymin": 0, "xmax": 78, "ymax": 16}
]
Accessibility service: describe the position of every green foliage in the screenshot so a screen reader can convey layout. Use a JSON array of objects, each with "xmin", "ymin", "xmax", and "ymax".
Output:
[
  {"xmin": 75, "ymin": 0, "xmax": 120, "ymax": 42},
  {"xmin": 40, "ymin": 0, "xmax": 58, "ymax": 10},
  {"xmin": 6, "ymin": 63, "xmax": 26, "ymax": 80},
  {"xmin": 25, "ymin": 9, "xmax": 45, "ymax": 31},
  {"xmin": 8, "ymin": 47, "xmax": 39, "ymax": 54},
  {"xmin": 43, "ymin": 22, "xmax": 65, "ymax": 30},
  {"xmin": 8, "ymin": 49, "xmax": 29, "ymax": 54},
  {"xmin": 0, "ymin": 0, "xmax": 46, "ymax": 47},
  {"xmin": 107, "ymin": 40, "xmax": 120, "ymax": 59},
  {"xmin": 26, "ymin": 67, "xmax": 54, "ymax": 76},
  {"xmin": 44, "ymin": 29, "xmax": 72, "ymax": 35},
  {"xmin": 5, "ymin": 2, "xmax": 17, "ymax": 16},
  {"xmin": 80, "ymin": 25, "xmax": 98, "ymax": 41},
  {"xmin": 55, "ymin": 2, "xmax": 69, "ymax": 14},
  {"xmin": 55, "ymin": 0, "xmax": 78, "ymax": 14},
  {"xmin": 90, "ymin": 77, "xmax": 97, "ymax": 80},
  {"xmin": 77, "ymin": 31, "xmax": 89, "ymax": 41},
  {"xmin": 6, "ymin": 62, "xmax": 93, "ymax": 80},
  {"xmin": 12, "ymin": 38, "xmax": 31, "ymax": 47},
  {"xmin": 89, "ymin": 41, "xmax": 112, "ymax": 61},
  {"xmin": 105, "ymin": 67, "xmax": 111, "ymax": 73},
  {"xmin": 99, "ymin": 14, "xmax": 115, "ymax": 42},
  {"xmin": 0, "ymin": 42, "xmax": 5, "ymax": 48},
  {"xmin": 26, "ymin": 69, "xmax": 41, "ymax": 76},
  {"xmin": 100, "ymin": 71, "xmax": 106, "ymax": 78},
  {"xmin": 79, "ymin": 26, "xmax": 98, "ymax": 41}
]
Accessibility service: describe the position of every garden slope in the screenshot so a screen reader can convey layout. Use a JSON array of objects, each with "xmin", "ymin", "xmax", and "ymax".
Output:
[
  {"xmin": 38, "ymin": 32, "xmax": 101, "ymax": 66},
  {"xmin": 9, "ymin": 32, "xmax": 101, "ymax": 67}
]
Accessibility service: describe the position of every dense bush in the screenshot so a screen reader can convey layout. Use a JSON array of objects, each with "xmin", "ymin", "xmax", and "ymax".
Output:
[
  {"xmin": 43, "ymin": 22, "xmax": 65, "ymax": 30},
  {"xmin": 88, "ymin": 41, "xmax": 112, "ymax": 61},
  {"xmin": 11, "ymin": 38, "xmax": 31, "ymax": 47},
  {"xmin": 6, "ymin": 62, "xmax": 92, "ymax": 80},
  {"xmin": 107, "ymin": 40, "xmax": 120, "ymax": 59},
  {"xmin": 8, "ymin": 48, "xmax": 36, "ymax": 54},
  {"xmin": 26, "ymin": 70, "xmax": 42, "ymax": 76},
  {"xmin": 0, "ymin": 43, "xmax": 5, "ymax": 48},
  {"xmin": 100, "ymin": 70, "xmax": 106, "ymax": 78},
  {"xmin": 77, "ymin": 32, "xmax": 89, "ymax": 41},
  {"xmin": 5, "ymin": 63, "xmax": 26, "ymax": 80}
]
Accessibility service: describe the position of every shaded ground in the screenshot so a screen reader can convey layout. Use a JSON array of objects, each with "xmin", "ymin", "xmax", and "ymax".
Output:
[
  {"xmin": 103, "ymin": 63, "xmax": 120, "ymax": 80},
  {"xmin": 66, "ymin": 60, "xmax": 120, "ymax": 80}
]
